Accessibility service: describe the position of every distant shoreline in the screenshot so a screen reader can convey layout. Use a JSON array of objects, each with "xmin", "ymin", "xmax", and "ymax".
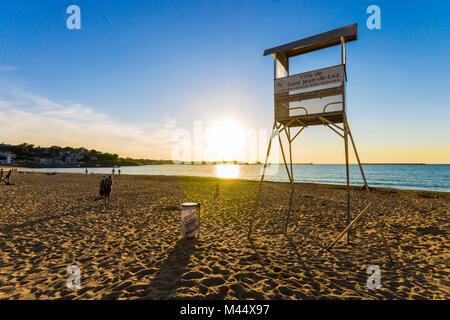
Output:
[
  {"xmin": 0, "ymin": 163, "xmax": 162, "ymax": 169},
  {"xmin": 4, "ymin": 162, "xmax": 449, "ymax": 169}
]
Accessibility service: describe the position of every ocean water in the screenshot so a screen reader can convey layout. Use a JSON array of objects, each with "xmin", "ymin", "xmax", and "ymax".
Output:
[{"xmin": 23, "ymin": 164, "xmax": 450, "ymax": 192}]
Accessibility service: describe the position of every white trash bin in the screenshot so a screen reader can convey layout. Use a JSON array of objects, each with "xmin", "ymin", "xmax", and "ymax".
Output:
[{"xmin": 181, "ymin": 202, "xmax": 200, "ymax": 238}]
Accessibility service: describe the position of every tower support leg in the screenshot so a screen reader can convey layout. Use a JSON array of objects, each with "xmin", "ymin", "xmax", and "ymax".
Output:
[
  {"xmin": 326, "ymin": 115, "xmax": 393, "ymax": 262},
  {"xmin": 344, "ymin": 118, "xmax": 351, "ymax": 244},
  {"xmin": 285, "ymin": 127, "xmax": 295, "ymax": 232},
  {"xmin": 345, "ymin": 116, "xmax": 393, "ymax": 261},
  {"xmin": 248, "ymin": 122, "xmax": 302, "ymax": 258},
  {"xmin": 248, "ymin": 121, "xmax": 277, "ymax": 239}
]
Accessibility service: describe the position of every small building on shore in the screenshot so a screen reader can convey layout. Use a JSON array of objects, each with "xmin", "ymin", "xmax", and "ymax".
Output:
[
  {"xmin": 39, "ymin": 158, "xmax": 54, "ymax": 165},
  {"xmin": 0, "ymin": 152, "xmax": 16, "ymax": 165},
  {"xmin": 65, "ymin": 155, "xmax": 78, "ymax": 165}
]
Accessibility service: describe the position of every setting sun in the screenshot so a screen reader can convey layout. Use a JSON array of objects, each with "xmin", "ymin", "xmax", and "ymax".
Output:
[{"xmin": 204, "ymin": 118, "xmax": 247, "ymax": 162}]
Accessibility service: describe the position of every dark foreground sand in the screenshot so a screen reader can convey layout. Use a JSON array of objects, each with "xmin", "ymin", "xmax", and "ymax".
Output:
[{"xmin": 0, "ymin": 172, "xmax": 448, "ymax": 299}]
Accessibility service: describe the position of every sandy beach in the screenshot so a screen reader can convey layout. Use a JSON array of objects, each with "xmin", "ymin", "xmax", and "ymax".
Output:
[{"xmin": 0, "ymin": 172, "xmax": 448, "ymax": 299}]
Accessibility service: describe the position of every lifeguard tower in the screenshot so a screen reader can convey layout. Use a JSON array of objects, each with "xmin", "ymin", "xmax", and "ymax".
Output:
[{"xmin": 248, "ymin": 24, "xmax": 386, "ymax": 253}]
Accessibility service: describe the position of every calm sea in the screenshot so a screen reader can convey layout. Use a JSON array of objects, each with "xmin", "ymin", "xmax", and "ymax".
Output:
[{"xmin": 22, "ymin": 164, "xmax": 450, "ymax": 192}]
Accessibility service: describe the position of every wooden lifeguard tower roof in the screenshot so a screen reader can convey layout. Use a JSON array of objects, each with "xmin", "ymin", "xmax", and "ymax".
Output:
[{"xmin": 264, "ymin": 23, "xmax": 357, "ymax": 58}]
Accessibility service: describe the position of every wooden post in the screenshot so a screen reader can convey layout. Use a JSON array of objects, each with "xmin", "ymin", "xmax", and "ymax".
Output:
[
  {"xmin": 278, "ymin": 130, "xmax": 293, "ymax": 183},
  {"xmin": 248, "ymin": 122, "xmax": 301, "ymax": 258},
  {"xmin": 285, "ymin": 128, "xmax": 295, "ymax": 232},
  {"xmin": 289, "ymin": 126, "xmax": 305, "ymax": 224},
  {"xmin": 326, "ymin": 202, "xmax": 372, "ymax": 250},
  {"xmin": 344, "ymin": 113, "xmax": 369, "ymax": 191},
  {"xmin": 344, "ymin": 118, "xmax": 351, "ymax": 244},
  {"xmin": 341, "ymin": 36, "xmax": 347, "ymax": 81},
  {"xmin": 343, "ymin": 117, "xmax": 393, "ymax": 261}
]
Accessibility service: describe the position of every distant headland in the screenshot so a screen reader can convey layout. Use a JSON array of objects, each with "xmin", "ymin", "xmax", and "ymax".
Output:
[{"xmin": 0, "ymin": 143, "xmax": 171, "ymax": 168}]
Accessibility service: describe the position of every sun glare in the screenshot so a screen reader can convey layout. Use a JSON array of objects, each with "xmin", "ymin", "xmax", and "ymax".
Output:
[
  {"xmin": 216, "ymin": 164, "xmax": 240, "ymax": 179},
  {"xmin": 205, "ymin": 118, "xmax": 247, "ymax": 162}
]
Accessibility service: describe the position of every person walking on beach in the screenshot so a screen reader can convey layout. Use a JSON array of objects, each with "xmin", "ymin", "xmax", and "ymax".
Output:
[
  {"xmin": 118, "ymin": 169, "xmax": 121, "ymax": 176},
  {"xmin": 4, "ymin": 169, "xmax": 13, "ymax": 185},
  {"xmin": 99, "ymin": 175, "xmax": 113, "ymax": 208},
  {"xmin": 112, "ymin": 167, "xmax": 115, "ymax": 175},
  {"xmin": 0, "ymin": 168, "xmax": 4, "ymax": 182},
  {"xmin": 85, "ymin": 168, "xmax": 88, "ymax": 174}
]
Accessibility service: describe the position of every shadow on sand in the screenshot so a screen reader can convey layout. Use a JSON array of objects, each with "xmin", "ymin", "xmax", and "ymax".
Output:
[{"xmin": 145, "ymin": 237, "xmax": 198, "ymax": 299}]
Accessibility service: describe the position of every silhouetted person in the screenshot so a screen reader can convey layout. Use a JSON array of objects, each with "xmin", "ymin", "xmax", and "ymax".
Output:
[
  {"xmin": 99, "ymin": 175, "xmax": 113, "ymax": 208},
  {"xmin": 5, "ymin": 169, "xmax": 13, "ymax": 185}
]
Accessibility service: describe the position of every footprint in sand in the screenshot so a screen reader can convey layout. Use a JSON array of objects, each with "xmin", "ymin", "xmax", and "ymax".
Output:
[
  {"xmin": 200, "ymin": 276, "xmax": 225, "ymax": 287},
  {"xmin": 182, "ymin": 271, "xmax": 204, "ymax": 280}
]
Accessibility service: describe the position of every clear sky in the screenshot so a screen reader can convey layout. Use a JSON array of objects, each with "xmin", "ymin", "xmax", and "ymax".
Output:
[{"xmin": 0, "ymin": 0, "xmax": 449, "ymax": 163}]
